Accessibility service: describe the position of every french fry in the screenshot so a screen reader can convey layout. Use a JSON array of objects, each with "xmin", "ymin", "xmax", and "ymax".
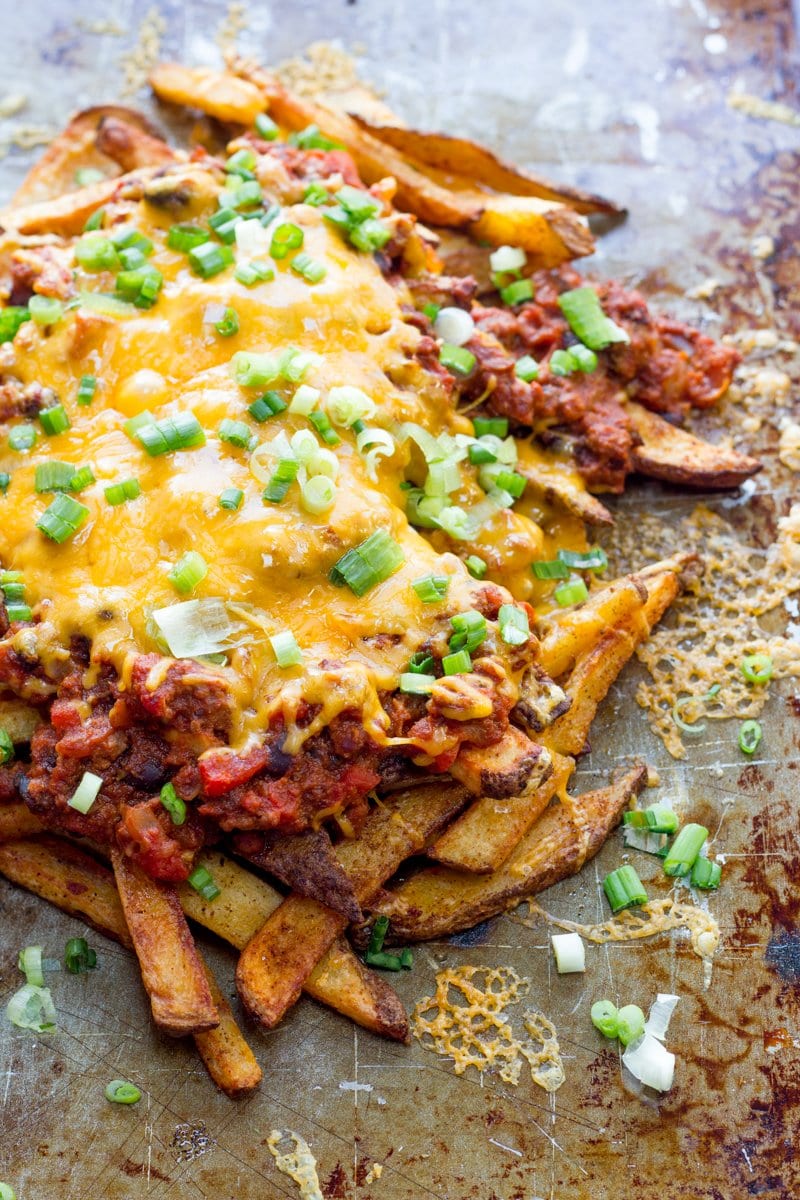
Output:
[
  {"xmin": 627, "ymin": 402, "xmax": 762, "ymax": 488},
  {"xmin": 538, "ymin": 574, "xmax": 649, "ymax": 679},
  {"xmin": 236, "ymin": 782, "xmax": 468, "ymax": 1029},
  {"xmin": 194, "ymin": 957, "xmax": 262, "ymax": 1097},
  {"xmin": 94, "ymin": 115, "xmax": 176, "ymax": 172},
  {"xmin": 349, "ymin": 118, "xmax": 622, "ymax": 216},
  {"xmin": 542, "ymin": 625, "xmax": 640, "ymax": 758},
  {"xmin": 10, "ymin": 106, "xmax": 161, "ymax": 206},
  {"xmin": 429, "ymin": 752, "xmax": 574, "ymax": 873},
  {"xmin": 0, "ymin": 835, "xmax": 131, "ymax": 944},
  {"xmin": 234, "ymin": 827, "xmax": 362, "ymax": 921},
  {"xmin": 179, "ymin": 850, "xmax": 408, "ymax": 1040},
  {"xmin": 150, "ymin": 64, "xmax": 267, "ymax": 125},
  {"xmin": 111, "ymin": 849, "xmax": 219, "ymax": 1036},
  {"xmin": 1, "ymin": 174, "xmax": 134, "ymax": 237},
  {"xmin": 0, "ymin": 697, "xmax": 42, "ymax": 742},
  {"xmin": 369, "ymin": 766, "xmax": 647, "ymax": 941},
  {"xmin": 0, "ymin": 803, "xmax": 44, "ymax": 841},
  {"xmin": 470, "ymin": 195, "xmax": 594, "ymax": 261},
  {"xmin": 449, "ymin": 724, "xmax": 551, "ymax": 798}
]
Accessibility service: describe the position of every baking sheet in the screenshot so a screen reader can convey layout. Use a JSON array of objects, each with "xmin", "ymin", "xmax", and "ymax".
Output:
[{"xmin": 1, "ymin": 2, "xmax": 799, "ymax": 1197}]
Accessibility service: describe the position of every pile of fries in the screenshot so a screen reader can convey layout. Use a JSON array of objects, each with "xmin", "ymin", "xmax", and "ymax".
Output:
[{"xmin": 0, "ymin": 60, "xmax": 729, "ymax": 1098}]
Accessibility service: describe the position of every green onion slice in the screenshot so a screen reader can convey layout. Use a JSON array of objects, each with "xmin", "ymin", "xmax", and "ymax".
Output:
[
  {"xmin": 77, "ymin": 374, "xmax": 98, "ymax": 406},
  {"xmin": 671, "ymin": 683, "xmax": 721, "ymax": 735},
  {"xmin": 440, "ymin": 343, "xmax": 476, "ymax": 376},
  {"xmin": 29, "ymin": 295, "xmax": 64, "ymax": 326},
  {"xmin": 591, "ymin": 999, "xmax": 619, "ymax": 1039},
  {"xmin": 0, "ymin": 729, "xmax": 14, "ymax": 764},
  {"xmin": 65, "ymin": 936, "xmax": 97, "ymax": 974},
  {"xmin": 412, "ymin": 574, "xmax": 449, "ymax": 603},
  {"xmin": 738, "ymin": 719, "xmax": 762, "ymax": 755},
  {"xmin": 498, "ymin": 603, "xmax": 530, "ymax": 646},
  {"xmin": 499, "ymin": 278, "xmax": 533, "ymax": 306},
  {"xmin": 187, "ymin": 864, "xmax": 221, "ymax": 902},
  {"xmin": 105, "ymin": 1079, "xmax": 141, "ymax": 1104},
  {"xmin": 329, "ymin": 531, "xmax": 404, "ymax": 596},
  {"xmin": 104, "ymin": 478, "xmax": 141, "ymax": 506},
  {"xmin": 514, "ymin": 354, "xmax": 539, "ymax": 382},
  {"xmin": 554, "ymin": 577, "xmax": 589, "ymax": 607},
  {"xmin": 39, "ymin": 404, "xmax": 71, "ymax": 436},
  {"xmin": 740, "ymin": 653, "xmax": 773, "ymax": 685},
  {"xmin": 690, "ymin": 857, "xmax": 722, "ymax": 890},
  {"xmin": 169, "ymin": 551, "xmax": 208, "ymax": 595},
  {"xmin": 37, "ymin": 494, "xmax": 89, "ymax": 543},
  {"xmin": 663, "ymin": 823, "xmax": 708, "ymax": 877},
  {"xmin": 18, "ymin": 944, "xmax": 44, "ymax": 987},
  {"xmin": 473, "ymin": 416, "xmax": 508, "ymax": 438},
  {"xmin": 616, "ymin": 1004, "xmax": 646, "ymax": 1047},
  {"xmin": 159, "ymin": 782, "xmax": 187, "ymax": 825},
  {"xmin": 558, "ymin": 286, "xmax": 630, "ymax": 350},
  {"xmin": 219, "ymin": 486, "xmax": 244, "ymax": 511},
  {"xmin": 5, "ymin": 982, "xmax": 56, "ymax": 1032},
  {"xmin": 603, "ymin": 865, "xmax": 648, "ymax": 913},
  {"xmin": 270, "ymin": 630, "xmax": 303, "ymax": 668},
  {"xmin": 465, "ymin": 554, "xmax": 487, "ymax": 579},
  {"xmin": 442, "ymin": 648, "xmax": 472, "ymax": 675}
]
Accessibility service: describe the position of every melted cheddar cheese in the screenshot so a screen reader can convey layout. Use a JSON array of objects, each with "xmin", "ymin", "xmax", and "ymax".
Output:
[{"xmin": 0, "ymin": 160, "xmax": 580, "ymax": 757}]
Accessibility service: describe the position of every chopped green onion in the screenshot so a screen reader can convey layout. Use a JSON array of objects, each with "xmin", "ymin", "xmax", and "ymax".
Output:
[
  {"xmin": 399, "ymin": 672, "xmax": 436, "ymax": 695},
  {"xmin": 39, "ymin": 404, "xmax": 71, "ymax": 436},
  {"xmin": 18, "ymin": 945, "xmax": 44, "ymax": 987},
  {"xmin": 554, "ymin": 577, "xmax": 589, "ymax": 606},
  {"xmin": 491, "ymin": 469, "xmax": 526, "ymax": 499},
  {"xmin": 219, "ymin": 486, "xmax": 244, "ymax": 511},
  {"xmin": 83, "ymin": 207, "xmax": 105, "ymax": 231},
  {"xmin": 0, "ymin": 730, "xmax": 14, "ymax": 764},
  {"xmin": 514, "ymin": 354, "xmax": 539, "ymax": 381},
  {"xmin": 167, "ymin": 223, "xmax": 210, "ymax": 252},
  {"xmin": 270, "ymin": 222, "xmax": 304, "ymax": 259},
  {"xmin": 422, "ymin": 302, "xmax": 441, "ymax": 323},
  {"xmin": 35, "ymin": 461, "xmax": 77, "ymax": 493},
  {"xmin": 110, "ymin": 227, "xmax": 153, "ymax": 254},
  {"xmin": 531, "ymin": 558, "xmax": 570, "ymax": 580},
  {"xmin": 69, "ymin": 465, "xmax": 95, "ymax": 493},
  {"xmin": 105, "ymin": 1080, "xmax": 141, "ymax": 1104},
  {"xmin": 214, "ymin": 306, "xmax": 239, "ymax": 337},
  {"xmin": 136, "ymin": 413, "xmax": 206, "ymax": 455},
  {"xmin": 500, "ymin": 278, "xmax": 533, "ymax": 306},
  {"xmin": 290, "ymin": 252, "xmax": 327, "ymax": 283},
  {"xmin": 65, "ymin": 936, "xmax": 97, "ymax": 974},
  {"xmin": 603, "ymin": 864, "xmax": 648, "ymax": 913},
  {"xmin": 235, "ymin": 260, "xmax": 274, "ymax": 286},
  {"xmin": 117, "ymin": 246, "xmax": 148, "ymax": 271},
  {"xmin": 623, "ymin": 804, "xmax": 679, "ymax": 834},
  {"xmin": 449, "ymin": 609, "xmax": 487, "ymax": 654},
  {"xmin": 558, "ymin": 286, "xmax": 630, "ymax": 350},
  {"xmin": 591, "ymin": 999, "xmax": 619, "ymax": 1038},
  {"xmin": 303, "ymin": 181, "xmax": 329, "ymax": 206},
  {"xmin": 5, "ymin": 603, "xmax": 32, "ymax": 623},
  {"xmin": 498, "ymin": 603, "xmax": 530, "ymax": 646},
  {"xmin": 740, "ymin": 653, "xmax": 773, "ymax": 685},
  {"xmin": 8, "ymin": 423, "xmax": 37, "ymax": 451},
  {"xmin": 468, "ymin": 442, "xmax": 497, "ymax": 466},
  {"xmin": 104, "ymin": 478, "xmax": 141, "ymax": 506},
  {"xmin": 77, "ymin": 374, "xmax": 97, "ymax": 406},
  {"xmin": 473, "ymin": 416, "xmax": 508, "ymax": 438},
  {"xmin": 232, "ymin": 351, "xmax": 281, "ymax": 389},
  {"xmin": 0, "ymin": 306, "xmax": 31, "ymax": 343},
  {"xmin": 115, "ymin": 266, "xmax": 163, "ymax": 308},
  {"xmin": 307, "ymin": 410, "xmax": 340, "ymax": 446},
  {"xmin": 37, "ymin": 494, "xmax": 89, "ymax": 543},
  {"xmin": 329, "ymin": 530, "xmax": 405, "ymax": 596},
  {"xmin": 28, "ymin": 295, "xmax": 64, "ymax": 325},
  {"xmin": 465, "ymin": 555, "xmax": 487, "ymax": 579},
  {"xmin": 300, "ymin": 475, "xmax": 337, "ymax": 514},
  {"xmin": 225, "ymin": 147, "xmax": 257, "ymax": 177},
  {"xmin": 187, "ymin": 864, "xmax": 221, "ymax": 902},
  {"xmin": 218, "ymin": 418, "xmax": 253, "ymax": 448},
  {"xmin": 408, "ymin": 650, "xmax": 434, "ymax": 675},
  {"xmin": 336, "ymin": 185, "xmax": 381, "ymax": 220},
  {"xmin": 738, "ymin": 719, "xmax": 762, "ymax": 755},
  {"xmin": 255, "ymin": 112, "xmax": 279, "ymax": 140},
  {"xmin": 160, "ymin": 782, "xmax": 187, "ymax": 825},
  {"xmin": 412, "ymin": 574, "xmax": 449, "ymax": 603},
  {"xmin": 67, "ymin": 770, "xmax": 103, "ymax": 814},
  {"xmin": 188, "ymin": 242, "xmax": 234, "ymax": 278},
  {"xmin": 75, "ymin": 167, "xmax": 105, "ymax": 186},
  {"xmin": 270, "ymin": 630, "xmax": 303, "ymax": 668},
  {"xmin": 690, "ymin": 857, "xmax": 722, "ymax": 889},
  {"xmin": 442, "ymin": 649, "xmax": 472, "ymax": 675},
  {"xmin": 440, "ymin": 343, "xmax": 476, "ymax": 376},
  {"xmin": 208, "ymin": 206, "xmax": 240, "ymax": 243},
  {"xmin": 290, "ymin": 124, "xmax": 344, "ymax": 151},
  {"xmin": 671, "ymin": 683, "xmax": 721, "ymax": 734},
  {"xmin": 364, "ymin": 915, "xmax": 405, "ymax": 968},
  {"xmin": 289, "ymin": 384, "xmax": 320, "ymax": 415},
  {"xmin": 549, "ymin": 349, "xmax": 578, "ymax": 376},
  {"xmin": 263, "ymin": 457, "xmax": 299, "ymax": 503},
  {"xmin": 349, "ymin": 217, "xmax": 392, "ymax": 253},
  {"xmin": 169, "ymin": 550, "xmax": 208, "ymax": 595},
  {"xmin": 230, "ymin": 180, "xmax": 263, "ymax": 208},
  {"xmin": 122, "ymin": 410, "xmax": 154, "ymax": 438},
  {"xmin": 569, "ymin": 343, "xmax": 599, "ymax": 373},
  {"xmin": 74, "ymin": 232, "xmax": 120, "ymax": 272},
  {"xmin": 558, "ymin": 547, "xmax": 608, "ymax": 572},
  {"xmin": 0, "ymin": 472, "xmax": 9, "ymax": 493},
  {"xmin": 5, "ymin": 982, "xmax": 56, "ymax": 1032},
  {"xmin": 248, "ymin": 391, "xmax": 286, "ymax": 421},
  {"xmin": 616, "ymin": 1004, "xmax": 646, "ymax": 1047},
  {"xmin": 663, "ymin": 823, "xmax": 708, "ymax": 877},
  {"xmin": 327, "ymin": 385, "xmax": 376, "ymax": 426},
  {"xmin": 623, "ymin": 828, "xmax": 669, "ymax": 857}
]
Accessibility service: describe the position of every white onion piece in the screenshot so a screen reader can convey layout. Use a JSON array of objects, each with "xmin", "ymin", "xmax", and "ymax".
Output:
[
  {"xmin": 622, "ymin": 1033, "xmax": 675, "ymax": 1092},
  {"xmin": 434, "ymin": 306, "xmax": 475, "ymax": 347},
  {"xmin": 489, "ymin": 244, "xmax": 526, "ymax": 273},
  {"xmin": 6, "ymin": 983, "xmax": 57, "ymax": 1032},
  {"xmin": 551, "ymin": 932, "xmax": 585, "ymax": 974},
  {"xmin": 202, "ymin": 302, "xmax": 228, "ymax": 325},
  {"xmin": 152, "ymin": 599, "xmax": 235, "ymax": 659},
  {"xmin": 645, "ymin": 993, "xmax": 680, "ymax": 1042}
]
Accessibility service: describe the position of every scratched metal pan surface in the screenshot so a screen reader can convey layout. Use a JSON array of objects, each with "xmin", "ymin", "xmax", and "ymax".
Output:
[{"xmin": 1, "ymin": 2, "xmax": 799, "ymax": 1198}]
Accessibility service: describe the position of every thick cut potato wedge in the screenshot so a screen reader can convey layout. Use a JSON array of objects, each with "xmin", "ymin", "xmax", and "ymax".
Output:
[
  {"xmin": 194, "ymin": 958, "xmax": 262, "ymax": 1097},
  {"xmin": 94, "ymin": 115, "xmax": 176, "ymax": 172},
  {"xmin": 236, "ymin": 783, "xmax": 468, "ymax": 1029},
  {"xmin": 179, "ymin": 850, "xmax": 408, "ymax": 1041},
  {"xmin": 470, "ymin": 194, "xmax": 594, "ymax": 260},
  {"xmin": 150, "ymin": 64, "xmax": 267, "ymax": 125},
  {"xmin": 234, "ymin": 827, "xmax": 361, "ymax": 921},
  {"xmin": 370, "ymin": 766, "xmax": 647, "ymax": 941},
  {"xmin": 449, "ymin": 724, "xmax": 551, "ymax": 798},
  {"xmin": 111, "ymin": 849, "xmax": 219, "ymax": 1036},
  {"xmin": 0, "ymin": 803, "xmax": 44, "ymax": 841},
  {"xmin": 627, "ymin": 402, "xmax": 761, "ymax": 488},
  {"xmin": 1, "ymin": 174, "xmax": 134, "ymax": 237},
  {"xmin": 350, "ymin": 118, "xmax": 622, "ymax": 216},
  {"xmin": 542, "ymin": 625, "xmax": 640, "ymax": 758},
  {"xmin": 430, "ymin": 752, "xmax": 574, "ymax": 873},
  {"xmin": 0, "ymin": 835, "xmax": 131, "ymax": 943},
  {"xmin": 538, "ymin": 575, "xmax": 649, "ymax": 680},
  {"xmin": 11, "ymin": 106, "xmax": 165, "ymax": 207}
]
